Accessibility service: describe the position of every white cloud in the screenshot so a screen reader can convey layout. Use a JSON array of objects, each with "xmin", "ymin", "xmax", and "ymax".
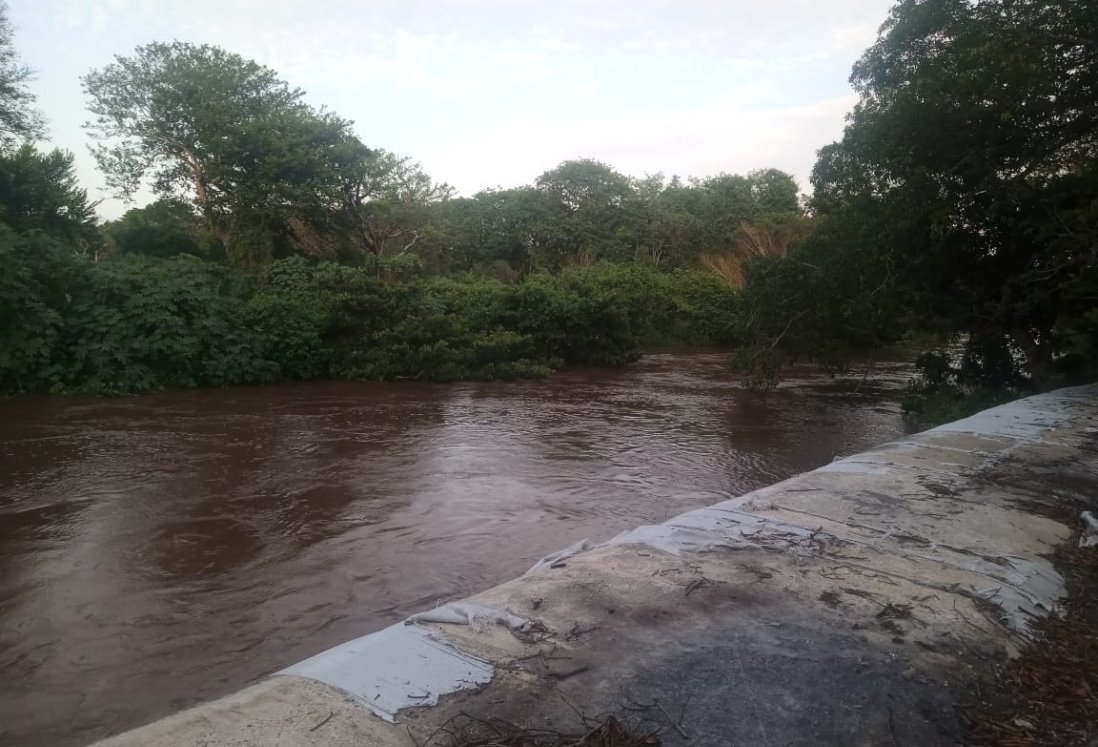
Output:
[
  {"xmin": 22, "ymin": 0, "xmax": 892, "ymax": 217},
  {"xmin": 422, "ymin": 93, "xmax": 858, "ymax": 195}
]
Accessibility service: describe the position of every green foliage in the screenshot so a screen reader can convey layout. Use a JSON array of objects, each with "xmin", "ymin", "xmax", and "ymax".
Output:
[
  {"xmin": 0, "ymin": 15, "xmax": 757, "ymax": 398},
  {"xmin": 83, "ymin": 41, "xmax": 362, "ymax": 251},
  {"xmin": 737, "ymin": 0, "xmax": 1098, "ymax": 391},
  {"xmin": 1, "ymin": 243, "xmax": 740, "ymax": 395},
  {"xmin": 227, "ymin": 211, "xmax": 275, "ymax": 273},
  {"xmin": 543, "ymin": 264, "xmax": 740, "ymax": 349},
  {"xmin": 734, "ymin": 210, "xmax": 910, "ymax": 386},
  {"xmin": 900, "ymin": 347, "xmax": 1026, "ymax": 428},
  {"xmin": 56, "ymin": 257, "xmax": 271, "ymax": 392},
  {"xmin": 0, "ymin": 1, "xmax": 43, "ymax": 144},
  {"xmin": 1055, "ymin": 264, "xmax": 1098, "ymax": 381},
  {"xmin": 0, "ymin": 144, "xmax": 98, "ymax": 247},
  {"xmin": 329, "ymin": 148, "xmax": 454, "ymax": 259},
  {"xmin": 0, "ymin": 230, "xmax": 271, "ymax": 393},
  {"xmin": 433, "ymin": 187, "xmax": 548, "ymax": 274},
  {"xmin": 0, "ymin": 228, "xmax": 74, "ymax": 392},
  {"xmin": 103, "ymin": 198, "xmax": 220, "ymax": 259},
  {"xmin": 417, "ymin": 163, "xmax": 802, "ymax": 275},
  {"xmin": 531, "ymin": 159, "xmax": 642, "ymax": 267}
]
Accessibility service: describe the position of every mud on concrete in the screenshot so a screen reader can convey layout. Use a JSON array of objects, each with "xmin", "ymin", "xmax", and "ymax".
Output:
[
  {"xmin": 963, "ymin": 458, "xmax": 1098, "ymax": 746},
  {"xmin": 400, "ymin": 547, "xmax": 982, "ymax": 747}
]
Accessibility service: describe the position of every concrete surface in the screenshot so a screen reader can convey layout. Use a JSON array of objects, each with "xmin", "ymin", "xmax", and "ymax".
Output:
[{"xmin": 93, "ymin": 384, "xmax": 1098, "ymax": 746}]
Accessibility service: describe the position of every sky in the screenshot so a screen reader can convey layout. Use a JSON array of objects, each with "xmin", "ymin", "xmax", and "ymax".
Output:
[{"xmin": 12, "ymin": 0, "xmax": 895, "ymax": 219}]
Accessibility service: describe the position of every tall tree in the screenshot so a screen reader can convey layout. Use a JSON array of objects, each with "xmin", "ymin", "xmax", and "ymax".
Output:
[
  {"xmin": 742, "ymin": 0, "xmax": 1098, "ymax": 387},
  {"xmin": 747, "ymin": 168, "xmax": 800, "ymax": 214},
  {"xmin": 534, "ymin": 159, "xmax": 642, "ymax": 267},
  {"xmin": 0, "ymin": 1, "xmax": 43, "ymax": 145},
  {"xmin": 82, "ymin": 42, "xmax": 362, "ymax": 257},
  {"xmin": 632, "ymin": 173, "xmax": 704, "ymax": 267},
  {"xmin": 692, "ymin": 170, "xmax": 800, "ymax": 253}
]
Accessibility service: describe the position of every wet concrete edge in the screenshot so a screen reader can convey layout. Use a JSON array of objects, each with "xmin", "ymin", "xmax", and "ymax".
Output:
[{"xmin": 93, "ymin": 384, "xmax": 1098, "ymax": 746}]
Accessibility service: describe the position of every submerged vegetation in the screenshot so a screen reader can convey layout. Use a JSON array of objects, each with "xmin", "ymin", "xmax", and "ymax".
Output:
[{"xmin": 0, "ymin": 0, "xmax": 1094, "ymax": 408}]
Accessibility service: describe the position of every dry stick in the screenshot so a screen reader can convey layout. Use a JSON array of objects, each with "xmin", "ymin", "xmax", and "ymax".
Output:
[
  {"xmin": 547, "ymin": 665, "xmax": 590, "ymax": 681},
  {"xmin": 576, "ymin": 719, "xmax": 610, "ymax": 745},
  {"xmin": 655, "ymin": 700, "xmax": 689, "ymax": 739},
  {"xmin": 623, "ymin": 690, "xmax": 689, "ymax": 739},
  {"xmin": 558, "ymin": 692, "xmax": 598, "ymax": 730},
  {"xmin": 621, "ymin": 689, "xmax": 657, "ymax": 711},
  {"xmin": 683, "ymin": 577, "xmax": 709, "ymax": 597},
  {"xmin": 952, "ymin": 598, "xmax": 994, "ymax": 635},
  {"xmin": 888, "ymin": 705, "xmax": 900, "ymax": 746},
  {"xmin": 565, "ymin": 622, "xmax": 600, "ymax": 641},
  {"xmin": 308, "ymin": 710, "xmax": 334, "ymax": 732},
  {"xmin": 513, "ymin": 643, "xmax": 559, "ymax": 663},
  {"xmin": 416, "ymin": 709, "xmax": 468, "ymax": 747}
]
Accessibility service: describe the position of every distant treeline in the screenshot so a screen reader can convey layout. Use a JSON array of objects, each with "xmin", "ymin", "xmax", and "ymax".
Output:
[{"xmin": 1, "ymin": 0, "xmax": 1095, "ymax": 409}]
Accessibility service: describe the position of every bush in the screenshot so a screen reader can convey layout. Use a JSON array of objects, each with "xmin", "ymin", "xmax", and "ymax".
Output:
[{"xmin": 1, "ymin": 241, "xmax": 743, "ymax": 395}]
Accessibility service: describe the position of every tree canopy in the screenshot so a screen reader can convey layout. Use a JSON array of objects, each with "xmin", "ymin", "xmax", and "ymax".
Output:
[
  {"xmin": 0, "ymin": 1, "xmax": 43, "ymax": 145},
  {"xmin": 740, "ymin": 0, "xmax": 1098, "ymax": 390},
  {"xmin": 102, "ymin": 198, "xmax": 219, "ymax": 259},
  {"xmin": 6, "ymin": 0, "xmax": 1093, "ymax": 404},
  {"xmin": 83, "ymin": 42, "xmax": 363, "ymax": 256},
  {"xmin": 333, "ymin": 149, "xmax": 454, "ymax": 258},
  {"xmin": 0, "ymin": 144, "xmax": 98, "ymax": 247}
]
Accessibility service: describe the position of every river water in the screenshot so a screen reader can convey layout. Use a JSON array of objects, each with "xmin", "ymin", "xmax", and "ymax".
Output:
[{"xmin": 0, "ymin": 353, "xmax": 911, "ymax": 746}]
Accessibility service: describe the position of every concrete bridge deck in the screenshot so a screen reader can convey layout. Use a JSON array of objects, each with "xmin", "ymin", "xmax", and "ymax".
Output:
[{"xmin": 94, "ymin": 385, "xmax": 1098, "ymax": 746}]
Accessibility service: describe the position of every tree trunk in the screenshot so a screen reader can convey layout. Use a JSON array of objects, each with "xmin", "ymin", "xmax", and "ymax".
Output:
[
  {"xmin": 190, "ymin": 164, "xmax": 230, "ymax": 247},
  {"xmin": 1011, "ymin": 329, "xmax": 1056, "ymax": 388}
]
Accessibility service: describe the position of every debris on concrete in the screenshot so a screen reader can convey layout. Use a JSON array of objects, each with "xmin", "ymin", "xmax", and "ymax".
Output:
[
  {"xmin": 1080, "ymin": 510, "xmax": 1098, "ymax": 548},
  {"xmin": 421, "ymin": 712, "xmax": 659, "ymax": 746},
  {"xmin": 964, "ymin": 508, "xmax": 1098, "ymax": 746},
  {"xmin": 526, "ymin": 539, "xmax": 590, "ymax": 574},
  {"xmin": 407, "ymin": 603, "xmax": 531, "ymax": 633}
]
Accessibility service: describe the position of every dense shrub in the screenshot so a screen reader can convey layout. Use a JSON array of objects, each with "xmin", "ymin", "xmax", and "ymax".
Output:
[{"xmin": 1, "ymin": 238, "xmax": 742, "ymax": 395}]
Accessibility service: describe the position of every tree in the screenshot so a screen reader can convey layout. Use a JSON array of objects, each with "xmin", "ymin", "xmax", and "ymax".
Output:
[
  {"xmin": 747, "ymin": 168, "xmax": 800, "ymax": 214},
  {"xmin": 83, "ymin": 42, "xmax": 362, "ymax": 258},
  {"xmin": 0, "ymin": 144, "xmax": 98, "ymax": 248},
  {"xmin": 0, "ymin": 1, "xmax": 43, "ymax": 145},
  {"xmin": 333, "ymin": 149, "xmax": 454, "ymax": 258},
  {"xmin": 533, "ymin": 159, "xmax": 643, "ymax": 266},
  {"xmin": 103, "ymin": 198, "xmax": 218, "ymax": 259},
  {"xmin": 632, "ymin": 174, "xmax": 704, "ymax": 267},
  {"xmin": 691, "ymin": 170, "xmax": 800, "ymax": 253},
  {"xmin": 742, "ymin": 0, "xmax": 1098, "ymax": 388},
  {"xmin": 439, "ymin": 187, "xmax": 550, "ymax": 275}
]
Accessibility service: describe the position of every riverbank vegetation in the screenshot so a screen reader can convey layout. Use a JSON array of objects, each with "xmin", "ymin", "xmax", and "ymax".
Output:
[
  {"xmin": 4, "ymin": 233, "xmax": 738, "ymax": 392},
  {"xmin": 1, "ymin": 0, "xmax": 1095, "ymax": 408},
  {"xmin": 735, "ymin": 0, "xmax": 1098, "ymax": 422},
  {"xmin": 0, "ymin": 13, "xmax": 760, "ymax": 395}
]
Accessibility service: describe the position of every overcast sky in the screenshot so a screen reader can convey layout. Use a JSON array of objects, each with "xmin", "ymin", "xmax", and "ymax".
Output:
[{"xmin": 13, "ymin": 0, "xmax": 894, "ymax": 218}]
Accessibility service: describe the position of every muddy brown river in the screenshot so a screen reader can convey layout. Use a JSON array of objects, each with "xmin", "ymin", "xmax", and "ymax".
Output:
[{"xmin": 0, "ymin": 353, "xmax": 911, "ymax": 746}]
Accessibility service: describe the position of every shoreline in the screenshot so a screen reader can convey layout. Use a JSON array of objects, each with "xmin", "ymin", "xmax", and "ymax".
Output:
[{"xmin": 94, "ymin": 384, "xmax": 1098, "ymax": 746}]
